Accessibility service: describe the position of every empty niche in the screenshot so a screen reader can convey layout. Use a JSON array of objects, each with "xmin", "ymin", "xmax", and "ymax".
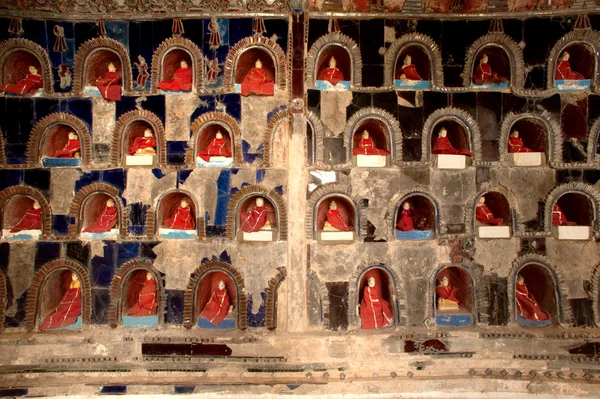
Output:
[
  {"xmin": 351, "ymin": 119, "xmax": 391, "ymax": 168},
  {"xmin": 158, "ymin": 192, "xmax": 197, "ymax": 239},
  {"xmin": 121, "ymin": 269, "xmax": 160, "ymax": 328},
  {"xmin": 196, "ymin": 271, "xmax": 237, "ymax": 330},
  {"xmin": 552, "ymin": 42, "xmax": 595, "ymax": 92},
  {"xmin": 470, "ymin": 46, "xmax": 511, "ymax": 90},
  {"xmin": 38, "ymin": 270, "xmax": 84, "ymax": 331},
  {"xmin": 394, "ymin": 44, "xmax": 432, "ymax": 90},
  {"xmin": 394, "ymin": 195, "xmax": 436, "ymax": 240},
  {"xmin": 0, "ymin": 38, "xmax": 52, "ymax": 95},
  {"xmin": 2, "ymin": 195, "xmax": 44, "ymax": 240},
  {"xmin": 561, "ymin": 99, "xmax": 588, "ymax": 162},
  {"xmin": 514, "ymin": 264, "xmax": 557, "ymax": 327},
  {"xmin": 474, "ymin": 192, "xmax": 512, "ymax": 239},
  {"xmin": 357, "ymin": 267, "xmax": 395, "ymax": 330},
  {"xmin": 234, "ymin": 47, "xmax": 276, "ymax": 96},
  {"xmin": 506, "ymin": 118, "xmax": 548, "ymax": 166},
  {"xmin": 80, "ymin": 192, "xmax": 120, "ymax": 239},
  {"xmin": 315, "ymin": 44, "xmax": 351, "ymax": 91},
  {"xmin": 238, "ymin": 196, "xmax": 277, "ymax": 242},
  {"xmin": 316, "ymin": 195, "xmax": 356, "ymax": 243},
  {"xmin": 434, "ymin": 266, "xmax": 474, "ymax": 327},
  {"xmin": 430, "ymin": 119, "xmax": 473, "ymax": 169},
  {"xmin": 552, "ymin": 193, "xmax": 593, "ymax": 240},
  {"xmin": 196, "ymin": 123, "xmax": 234, "ymax": 167}
]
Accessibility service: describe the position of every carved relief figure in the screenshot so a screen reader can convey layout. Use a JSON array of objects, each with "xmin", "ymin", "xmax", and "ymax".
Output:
[
  {"xmin": 317, "ymin": 56, "xmax": 344, "ymax": 86},
  {"xmin": 431, "ymin": 127, "xmax": 473, "ymax": 156},
  {"xmin": 552, "ymin": 203, "xmax": 575, "ymax": 226},
  {"xmin": 163, "ymin": 199, "xmax": 195, "ymax": 230},
  {"xmin": 358, "ymin": 277, "xmax": 393, "ymax": 329},
  {"xmin": 134, "ymin": 55, "xmax": 149, "ymax": 90},
  {"xmin": 83, "ymin": 198, "xmax": 119, "ymax": 233},
  {"xmin": 352, "ymin": 130, "xmax": 390, "ymax": 156},
  {"xmin": 508, "ymin": 130, "xmax": 532, "ymax": 153},
  {"xmin": 555, "ymin": 51, "xmax": 584, "ymax": 80},
  {"xmin": 516, "ymin": 275, "xmax": 551, "ymax": 323},
  {"xmin": 53, "ymin": 132, "xmax": 80, "ymax": 158},
  {"xmin": 399, "ymin": 55, "xmax": 422, "ymax": 81},
  {"xmin": 206, "ymin": 58, "xmax": 220, "ymax": 85},
  {"xmin": 10, "ymin": 200, "xmax": 42, "ymax": 233},
  {"xmin": 200, "ymin": 280, "xmax": 233, "ymax": 327},
  {"xmin": 395, "ymin": 201, "xmax": 414, "ymax": 231},
  {"xmin": 473, "ymin": 54, "xmax": 508, "ymax": 85},
  {"xmin": 198, "ymin": 131, "xmax": 231, "ymax": 162},
  {"xmin": 475, "ymin": 196, "xmax": 503, "ymax": 226},
  {"xmin": 0, "ymin": 65, "xmax": 43, "ymax": 95},
  {"xmin": 59, "ymin": 64, "xmax": 71, "ymax": 89},
  {"xmin": 323, "ymin": 200, "xmax": 353, "ymax": 232},
  {"xmin": 436, "ymin": 276, "xmax": 463, "ymax": 310},
  {"xmin": 158, "ymin": 60, "xmax": 192, "ymax": 92},
  {"xmin": 240, "ymin": 59, "xmax": 274, "ymax": 96},
  {"xmin": 129, "ymin": 129, "xmax": 156, "ymax": 156},
  {"xmin": 208, "ymin": 17, "xmax": 222, "ymax": 49},
  {"xmin": 127, "ymin": 272, "xmax": 158, "ymax": 317},
  {"xmin": 40, "ymin": 272, "xmax": 81, "ymax": 331},
  {"xmin": 95, "ymin": 62, "xmax": 122, "ymax": 101},
  {"xmin": 240, "ymin": 197, "xmax": 270, "ymax": 232}
]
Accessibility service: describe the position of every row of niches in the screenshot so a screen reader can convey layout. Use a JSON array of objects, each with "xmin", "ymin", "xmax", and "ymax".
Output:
[{"xmin": 1, "ymin": 182, "xmax": 598, "ymax": 242}]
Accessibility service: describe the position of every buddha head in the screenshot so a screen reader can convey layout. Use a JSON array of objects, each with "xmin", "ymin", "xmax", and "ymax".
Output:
[
  {"xmin": 478, "ymin": 196, "xmax": 486, "ymax": 206},
  {"xmin": 181, "ymin": 198, "xmax": 189, "ymax": 208},
  {"xmin": 143, "ymin": 128, "xmax": 153, "ymax": 138},
  {"xmin": 510, "ymin": 130, "xmax": 519, "ymax": 138},
  {"xmin": 138, "ymin": 55, "xmax": 146, "ymax": 64},
  {"xmin": 517, "ymin": 274, "xmax": 525, "ymax": 285},
  {"xmin": 561, "ymin": 51, "xmax": 570, "ymax": 61},
  {"xmin": 328, "ymin": 56, "xmax": 337, "ymax": 69},
  {"xmin": 74, "ymin": 152, "xmax": 81, "ymax": 159},
  {"xmin": 218, "ymin": 280, "xmax": 226, "ymax": 290},
  {"xmin": 68, "ymin": 132, "xmax": 78, "ymax": 141},
  {"xmin": 107, "ymin": 62, "xmax": 117, "ymax": 73},
  {"xmin": 28, "ymin": 65, "xmax": 39, "ymax": 75},
  {"xmin": 216, "ymin": 131, "xmax": 223, "ymax": 139},
  {"xmin": 367, "ymin": 277, "xmax": 376, "ymax": 288},
  {"xmin": 361, "ymin": 130, "xmax": 370, "ymax": 139},
  {"xmin": 480, "ymin": 54, "xmax": 489, "ymax": 64},
  {"xmin": 255, "ymin": 59, "xmax": 263, "ymax": 69},
  {"xmin": 146, "ymin": 272, "xmax": 154, "ymax": 281},
  {"xmin": 71, "ymin": 272, "xmax": 79, "ymax": 282},
  {"xmin": 440, "ymin": 275, "xmax": 450, "ymax": 287},
  {"xmin": 438, "ymin": 127, "xmax": 448, "ymax": 138},
  {"xmin": 180, "ymin": 60, "xmax": 188, "ymax": 69},
  {"xmin": 329, "ymin": 200, "xmax": 337, "ymax": 210},
  {"xmin": 402, "ymin": 201, "xmax": 411, "ymax": 210},
  {"xmin": 32, "ymin": 201, "xmax": 41, "ymax": 210},
  {"xmin": 106, "ymin": 198, "xmax": 115, "ymax": 208},
  {"xmin": 255, "ymin": 197, "xmax": 264, "ymax": 207},
  {"xmin": 404, "ymin": 55, "xmax": 412, "ymax": 66}
]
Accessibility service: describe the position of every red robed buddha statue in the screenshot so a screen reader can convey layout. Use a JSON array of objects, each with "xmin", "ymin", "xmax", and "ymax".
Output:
[
  {"xmin": 95, "ymin": 62, "xmax": 122, "ymax": 101},
  {"xmin": 552, "ymin": 203, "xmax": 576, "ymax": 226},
  {"xmin": 555, "ymin": 51, "xmax": 584, "ymax": 80},
  {"xmin": 323, "ymin": 200, "xmax": 353, "ymax": 232},
  {"xmin": 399, "ymin": 54, "xmax": 423, "ymax": 81},
  {"xmin": 163, "ymin": 199, "xmax": 195, "ymax": 230},
  {"xmin": 353, "ymin": 130, "xmax": 390, "ymax": 156},
  {"xmin": 200, "ymin": 280, "xmax": 233, "ymax": 327},
  {"xmin": 158, "ymin": 60, "xmax": 193, "ymax": 92},
  {"xmin": 508, "ymin": 130, "xmax": 533, "ymax": 153},
  {"xmin": 83, "ymin": 198, "xmax": 119, "ymax": 233},
  {"xmin": 40, "ymin": 272, "xmax": 82, "ymax": 331},
  {"xmin": 436, "ymin": 276, "xmax": 463, "ymax": 310},
  {"xmin": 317, "ymin": 56, "xmax": 344, "ymax": 86},
  {"xmin": 476, "ymin": 196, "xmax": 503, "ymax": 226},
  {"xmin": 516, "ymin": 275, "xmax": 551, "ymax": 322},
  {"xmin": 358, "ymin": 277, "xmax": 393, "ymax": 329},
  {"xmin": 0, "ymin": 65, "xmax": 43, "ymax": 95},
  {"xmin": 198, "ymin": 131, "xmax": 232, "ymax": 162},
  {"xmin": 240, "ymin": 197, "xmax": 271, "ymax": 232},
  {"xmin": 53, "ymin": 132, "xmax": 81, "ymax": 158},
  {"xmin": 432, "ymin": 127, "xmax": 474, "ymax": 156},
  {"xmin": 10, "ymin": 201, "xmax": 42, "ymax": 233},
  {"xmin": 127, "ymin": 272, "xmax": 158, "ymax": 317},
  {"xmin": 396, "ymin": 201, "xmax": 414, "ymax": 231},
  {"xmin": 240, "ymin": 59, "xmax": 274, "ymax": 96},
  {"xmin": 473, "ymin": 54, "xmax": 508, "ymax": 85},
  {"xmin": 129, "ymin": 129, "xmax": 156, "ymax": 155}
]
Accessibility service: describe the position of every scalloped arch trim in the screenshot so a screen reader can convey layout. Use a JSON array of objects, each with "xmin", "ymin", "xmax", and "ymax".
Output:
[
  {"xmin": 0, "ymin": 38, "xmax": 54, "ymax": 94},
  {"xmin": 111, "ymin": 109, "xmax": 167, "ymax": 168},
  {"xmin": 383, "ymin": 33, "xmax": 443, "ymax": 87},
  {"xmin": 305, "ymin": 32, "xmax": 362, "ymax": 88},
  {"xmin": 151, "ymin": 37, "xmax": 204, "ymax": 93}
]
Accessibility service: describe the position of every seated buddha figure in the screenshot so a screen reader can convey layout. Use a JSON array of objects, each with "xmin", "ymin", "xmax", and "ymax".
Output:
[
  {"xmin": 53, "ymin": 132, "xmax": 81, "ymax": 158},
  {"xmin": 40, "ymin": 272, "xmax": 81, "ymax": 331},
  {"xmin": 399, "ymin": 54, "xmax": 423, "ymax": 81},
  {"xmin": 473, "ymin": 54, "xmax": 508, "ymax": 85},
  {"xmin": 129, "ymin": 129, "xmax": 156, "ymax": 156},
  {"xmin": 198, "ymin": 131, "xmax": 232, "ymax": 162},
  {"xmin": 163, "ymin": 199, "xmax": 195, "ymax": 230},
  {"xmin": 83, "ymin": 198, "xmax": 119, "ymax": 234},
  {"xmin": 435, "ymin": 276, "xmax": 462, "ymax": 311},
  {"xmin": 353, "ymin": 130, "xmax": 390, "ymax": 157},
  {"xmin": 95, "ymin": 62, "xmax": 122, "ymax": 101},
  {"xmin": 158, "ymin": 60, "xmax": 193, "ymax": 92},
  {"xmin": 127, "ymin": 272, "xmax": 158, "ymax": 317},
  {"xmin": 431, "ymin": 127, "xmax": 474, "ymax": 156},
  {"xmin": 10, "ymin": 200, "xmax": 42, "ymax": 233},
  {"xmin": 555, "ymin": 51, "xmax": 584, "ymax": 80},
  {"xmin": 475, "ymin": 196, "xmax": 503, "ymax": 226},
  {"xmin": 200, "ymin": 280, "xmax": 233, "ymax": 327},
  {"xmin": 0, "ymin": 65, "xmax": 43, "ymax": 95},
  {"xmin": 358, "ymin": 277, "xmax": 393, "ymax": 329},
  {"xmin": 516, "ymin": 275, "xmax": 551, "ymax": 323},
  {"xmin": 552, "ymin": 203, "xmax": 576, "ymax": 226},
  {"xmin": 317, "ymin": 56, "xmax": 344, "ymax": 86},
  {"xmin": 240, "ymin": 59, "xmax": 274, "ymax": 96},
  {"xmin": 395, "ymin": 201, "xmax": 414, "ymax": 232},
  {"xmin": 508, "ymin": 130, "xmax": 533, "ymax": 153},
  {"xmin": 323, "ymin": 200, "xmax": 353, "ymax": 232},
  {"xmin": 240, "ymin": 197, "xmax": 271, "ymax": 232}
]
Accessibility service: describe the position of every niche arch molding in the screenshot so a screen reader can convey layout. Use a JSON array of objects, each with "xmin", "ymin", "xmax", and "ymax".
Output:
[
  {"xmin": 591, "ymin": 263, "xmax": 600, "ymax": 327},
  {"xmin": 305, "ymin": 32, "xmax": 362, "ymax": 88},
  {"xmin": 68, "ymin": 183, "xmax": 127, "ymax": 239},
  {"xmin": 464, "ymin": 189, "xmax": 517, "ymax": 235},
  {"xmin": 261, "ymin": 108, "xmax": 291, "ymax": 167},
  {"xmin": 306, "ymin": 111, "xmax": 325, "ymax": 165},
  {"xmin": 0, "ymin": 38, "xmax": 54, "ymax": 95},
  {"xmin": 151, "ymin": 36, "xmax": 204, "ymax": 93},
  {"xmin": 306, "ymin": 183, "xmax": 361, "ymax": 240},
  {"xmin": 187, "ymin": 111, "xmax": 243, "ymax": 166},
  {"xmin": 111, "ymin": 109, "xmax": 167, "ymax": 168},
  {"xmin": 307, "ymin": 269, "xmax": 330, "ymax": 328},
  {"xmin": 384, "ymin": 189, "xmax": 441, "ymax": 239},
  {"xmin": 265, "ymin": 267, "xmax": 287, "ymax": 330},
  {"xmin": 542, "ymin": 182, "xmax": 600, "ymax": 235},
  {"xmin": 383, "ymin": 33, "xmax": 443, "ymax": 88},
  {"xmin": 144, "ymin": 188, "xmax": 205, "ymax": 239},
  {"xmin": 585, "ymin": 116, "xmax": 600, "ymax": 164},
  {"xmin": 0, "ymin": 185, "xmax": 52, "ymax": 238},
  {"xmin": 343, "ymin": 107, "xmax": 403, "ymax": 162}
]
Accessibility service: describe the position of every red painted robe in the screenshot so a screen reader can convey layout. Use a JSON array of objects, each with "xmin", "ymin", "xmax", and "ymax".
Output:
[
  {"xmin": 473, "ymin": 63, "xmax": 508, "ymax": 84},
  {"xmin": 516, "ymin": 282, "xmax": 551, "ymax": 321},
  {"xmin": 396, "ymin": 208, "xmax": 414, "ymax": 231},
  {"xmin": 53, "ymin": 138, "xmax": 80, "ymax": 158},
  {"xmin": 158, "ymin": 67, "xmax": 193, "ymax": 92},
  {"xmin": 10, "ymin": 207, "xmax": 42, "ymax": 233},
  {"xmin": 95, "ymin": 71, "xmax": 122, "ymax": 101},
  {"xmin": 325, "ymin": 209, "xmax": 353, "ymax": 232},
  {"xmin": 432, "ymin": 137, "xmax": 473, "ymax": 156},
  {"xmin": 552, "ymin": 204, "xmax": 575, "ymax": 226},
  {"xmin": 353, "ymin": 138, "xmax": 390, "ymax": 156},
  {"xmin": 240, "ymin": 206, "xmax": 268, "ymax": 232},
  {"xmin": 39, "ymin": 287, "xmax": 81, "ymax": 331},
  {"xmin": 240, "ymin": 68, "xmax": 274, "ymax": 96},
  {"xmin": 436, "ymin": 284, "xmax": 463, "ymax": 307},
  {"xmin": 476, "ymin": 204, "xmax": 503, "ymax": 226},
  {"xmin": 317, "ymin": 67, "xmax": 344, "ymax": 86},
  {"xmin": 555, "ymin": 60, "xmax": 584, "ymax": 80},
  {"xmin": 200, "ymin": 287, "xmax": 231, "ymax": 327},
  {"xmin": 127, "ymin": 279, "xmax": 158, "ymax": 317},
  {"xmin": 508, "ymin": 137, "xmax": 532, "ymax": 153},
  {"xmin": 0, "ymin": 73, "xmax": 42, "ymax": 95},
  {"xmin": 401, "ymin": 64, "xmax": 422, "ymax": 80},
  {"xmin": 360, "ymin": 286, "xmax": 393, "ymax": 329},
  {"xmin": 83, "ymin": 205, "xmax": 118, "ymax": 233},
  {"xmin": 164, "ymin": 206, "xmax": 195, "ymax": 230},
  {"xmin": 129, "ymin": 136, "xmax": 156, "ymax": 155},
  {"xmin": 198, "ymin": 138, "xmax": 232, "ymax": 162}
]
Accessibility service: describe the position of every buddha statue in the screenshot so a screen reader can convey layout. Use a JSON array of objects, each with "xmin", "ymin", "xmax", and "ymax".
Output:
[
  {"xmin": 0, "ymin": 65, "xmax": 43, "ymax": 95},
  {"xmin": 323, "ymin": 200, "xmax": 352, "ymax": 232},
  {"xmin": 83, "ymin": 198, "xmax": 119, "ymax": 233},
  {"xmin": 198, "ymin": 131, "xmax": 232, "ymax": 162},
  {"xmin": 200, "ymin": 279, "xmax": 233, "ymax": 327},
  {"xmin": 508, "ymin": 130, "xmax": 533, "ymax": 153},
  {"xmin": 53, "ymin": 132, "xmax": 80, "ymax": 158},
  {"xmin": 163, "ymin": 198, "xmax": 195, "ymax": 230},
  {"xmin": 431, "ymin": 127, "xmax": 474, "ymax": 156},
  {"xmin": 10, "ymin": 200, "xmax": 42, "ymax": 233},
  {"xmin": 399, "ymin": 54, "xmax": 422, "ymax": 81},
  {"xmin": 95, "ymin": 62, "xmax": 122, "ymax": 101},
  {"xmin": 473, "ymin": 53, "xmax": 508, "ymax": 85},
  {"xmin": 40, "ymin": 272, "xmax": 81, "ymax": 331},
  {"xmin": 127, "ymin": 272, "xmax": 158, "ymax": 317},
  {"xmin": 436, "ymin": 276, "xmax": 462, "ymax": 310},
  {"xmin": 129, "ymin": 129, "xmax": 157, "ymax": 156},
  {"xmin": 475, "ymin": 196, "xmax": 503, "ymax": 226},
  {"xmin": 317, "ymin": 56, "xmax": 344, "ymax": 86},
  {"xmin": 396, "ymin": 201, "xmax": 414, "ymax": 231},
  {"xmin": 240, "ymin": 59, "xmax": 274, "ymax": 96},
  {"xmin": 516, "ymin": 275, "xmax": 551, "ymax": 322},
  {"xmin": 555, "ymin": 51, "xmax": 584, "ymax": 80},
  {"xmin": 552, "ymin": 203, "xmax": 576, "ymax": 226},
  {"xmin": 352, "ymin": 130, "xmax": 390, "ymax": 156},
  {"xmin": 240, "ymin": 197, "xmax": 271, "ymax": 232},
  {"xmin": 358, "ymin": 277, "xmax": 393, "ymax": 329},
  {"xmin": 158, "ymin": 60, "xmax": 193, "ymax": 92}
]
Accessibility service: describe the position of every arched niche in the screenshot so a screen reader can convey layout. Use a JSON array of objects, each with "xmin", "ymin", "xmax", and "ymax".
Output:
[
  {"xmin": 315, "ymin": 44, "xmax": 351, "ymax": 89},
  {"xmin": 151, "ymin": 37, "xmax": 204, "ymax": 93},
  {"xmin": 513, "ymin": 263, "xmax": 557, "ymax": 327},
  {"xmin": 471, "ymin": 46, "xmax": 511, "ymax": 88},
  {"xmin": 156, "ymin": 191, "xmax": 198, "ymax": 239},
  {"xmin": 0, "ymin": 38, "xmax": 54, "ymax": 95},
  {"xmin": 25, "ymin": 259, "xmax": 92, "ymax": 331},
  {"xmin": 315, "ymin": 194, "xmax": 357, "ymax": 243},
  {"xmin": 108, "ymin": 259, "xmax": 165, "ymax": 328},
  {"xmin": 27, "ymin": 113, "xmax": 92, "ymax": 167},
  {"xmin": 69, "ymin": 183, "xmax": 126, "ymax": 239},
  {"xmin": 586, "ymin": 116, "xmax": 600, "ymax": 163},
  {"xmin": 188, "ymin": 112, "xmax": 242, "ymax": 167},
  {"xmin": 306, "ymin": 111, "xmax": 325, "ymax": 166},
  {"xmin": 306, "ymin": 32, "xmax": 362, "ymax": 89},
  {"xmin": 224, "ymin": 36, "xmax": 286, "ymax": 92},
  {"xmin": 384, "ymin": 33, "xmax": 442, "ymax": 88},
  {"xmin": 112, "ymin": 109, "xmax": 166, "ymax": 168},
  {"xmin": 393, "ymin": 193, "xmax": 437, "ymax": 240},
  {"xmin": 0, "ymin": 186, "xmax": 52, "ymax": 240},
  {"xmin": 432, "ymin": 265, "xmax": 475, "ymax": 327},
  {"xmin": 73, "ymin": 37, "xmax": 132, "ymax": 96},
  {"xmin": 544, "ymin": 183, "xmax": 600, "ymax": 240},
  {"xmin": 261, "ymin": 109, "xmax": 291, "ymax": 168},
  {"xmin": 591, "ymin": 263, "xmax": 600, "ymax": 327},
  {"xmin": 183, "ymin": 260, "xmax": 247, "ymax": 330},
  {"xmin": 265, "ymin": 268, "xmax": 286, "ymax": 330},
  {"xmin": 547, "ymin": 30, "xmax": 600, "ymax": 91},
  {"xmin": 352, "ymin": 266, "xmax": 400, "ymax": 330},
  {"xmin": 472, "ymin": 191, "xmax": 512, "ymax": 239},
  {"xmin": 306, "ymin": 184, "xmax": 358, "ymax": 241},
  {"xmin": 226, "ymin": 185, "xmax": 287, "ymax": 241},
  {"xmin": 351, "ymin": 118, "xmax": 392, "ymax": 167}
]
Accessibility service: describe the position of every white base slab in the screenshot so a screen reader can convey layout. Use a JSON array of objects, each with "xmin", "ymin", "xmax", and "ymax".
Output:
[
  {"xmin": 125, "ymin": 155, "xmax": 154, "ymax": 166},
  {"xmin": 512, "ymin": 152, "xmax": 542, "ymax": 167},
  {"xmin": 478, "ymin": 226, "xmax": 511, "ymax": 238},
  {"xmin": 196, "ymin": 156, "xmax": 233, "ymax": 167},
  {"xmin": 243, "ymin": 230, "xmax": 274, "ymax": 242},
  {"xmin": 435, "ymin": 154, "xmax": 466, "ymax": 170},
  {"xmin": 158, "ymin": 228, "xmax": 198, "ymax": 239},
  {"xmin": 2, "ymin": 228, "xmax": 41, "ymax": 240},
  {"xmin": 558, "ymin": 226, "xmax": 590, "ymax": 240},
  {"xmin": 81, "ymin": 228, "xmax": 119, "ymax": 239},
  {"xmin": 320, "ymin": 230, "xmax": 354, "ymax": 241},
  {"xmin": 355, "ymin": 154, "xmax": 387, "ymax": 168}
]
